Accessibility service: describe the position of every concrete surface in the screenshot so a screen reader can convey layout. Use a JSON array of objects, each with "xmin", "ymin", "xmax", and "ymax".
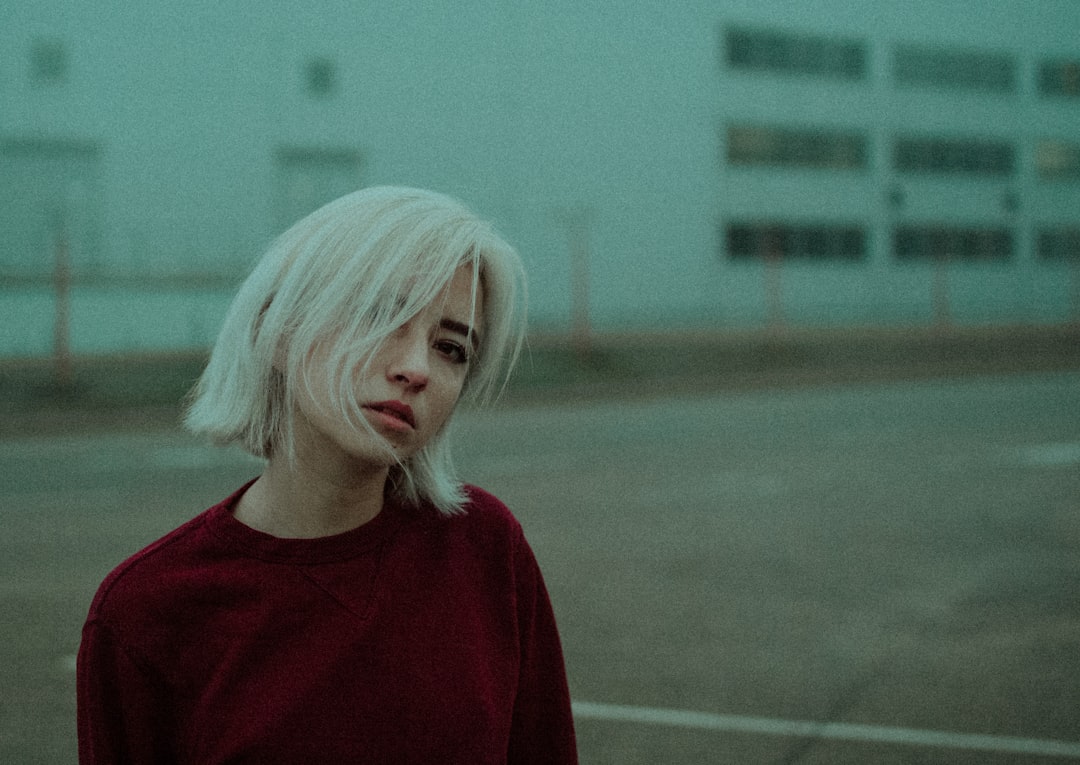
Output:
[{"xmin": 1, "ymin": 369, "xmax": 1078, "ymax": 762}]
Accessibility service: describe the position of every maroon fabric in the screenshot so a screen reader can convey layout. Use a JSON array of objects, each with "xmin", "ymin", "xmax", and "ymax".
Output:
[{"xmin": 78, "ymin": 482, "xmax": 577, "ymax": 764}]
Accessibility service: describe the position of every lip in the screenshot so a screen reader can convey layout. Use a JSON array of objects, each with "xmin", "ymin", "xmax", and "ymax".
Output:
[{"xmin": 363, "ymin": 400, "xmax": 416, "ymax": 430}]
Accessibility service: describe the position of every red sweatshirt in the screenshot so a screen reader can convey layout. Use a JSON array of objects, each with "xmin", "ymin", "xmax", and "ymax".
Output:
[{"xmin": 77, "ymin": 482, "xmax": 577, "ymax": 764}]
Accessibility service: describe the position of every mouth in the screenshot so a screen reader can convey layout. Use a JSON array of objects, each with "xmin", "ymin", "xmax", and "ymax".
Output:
[{"xmin": 363, "ymin": 401, "xmax": 416, "ymax": 430}]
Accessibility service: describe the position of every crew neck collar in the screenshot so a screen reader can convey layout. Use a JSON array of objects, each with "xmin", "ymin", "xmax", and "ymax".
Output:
[{"xmin": 207, "ymin": 479, "xmax": 409, "ymax": 564}]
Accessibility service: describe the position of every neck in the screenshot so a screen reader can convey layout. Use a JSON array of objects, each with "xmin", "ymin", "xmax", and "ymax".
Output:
[{"xmin": 235, "ymin": 455, "xmax": 390, "ymax": 539}]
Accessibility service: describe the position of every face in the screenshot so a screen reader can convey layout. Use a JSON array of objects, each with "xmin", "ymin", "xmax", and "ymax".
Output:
[{"xmin": 292, "ymin": 265, "xmax": 483, "ymax": 469}]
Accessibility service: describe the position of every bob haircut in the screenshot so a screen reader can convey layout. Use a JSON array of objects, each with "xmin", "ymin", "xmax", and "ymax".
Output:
[{"xmin": 185, "ymin": 186, "xmax": 526, "ymax": 515}]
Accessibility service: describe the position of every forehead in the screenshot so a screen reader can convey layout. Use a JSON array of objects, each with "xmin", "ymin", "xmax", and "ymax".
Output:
[{"xmin": 431, "ymin": 265, "xmax": 483, "ymax": 326}]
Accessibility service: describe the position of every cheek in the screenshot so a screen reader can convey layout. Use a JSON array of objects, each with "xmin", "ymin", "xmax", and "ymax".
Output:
[
  {"xmin": 428, "ymin": 372, "xmax": 467, "ymax": 425},
  {"xmin": 293, "ymin": 379, "xmax": 342, "ymax": 437}
]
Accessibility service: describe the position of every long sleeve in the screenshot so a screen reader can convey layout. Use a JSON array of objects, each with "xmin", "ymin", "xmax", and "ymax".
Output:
[
  {"xmin": 507, "ymin": 530, "xmax": 578, "ymax": 764},
  {"xmin": 77, "ymin": 619, "xmax": 176, "ymax": 765}
]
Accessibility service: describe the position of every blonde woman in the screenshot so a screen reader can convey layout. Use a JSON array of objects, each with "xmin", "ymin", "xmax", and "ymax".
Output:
[{"xmin": 77, "ymin": 187, "xmax": 577, "ymax": 764}]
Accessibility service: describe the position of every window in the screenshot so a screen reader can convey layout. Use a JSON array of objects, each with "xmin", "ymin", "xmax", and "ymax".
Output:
[
  {"xmin": 893, "ymin": 225, "xmax": 1013, "ymax": 260},
  {"xmin": 1037, "ymin": 227, "xmax": 1080, "ymax": 260},
  {"xmin": 30, "ymin": 38, "xmax": 68, "ymax": 84},
  {"xmin": 893, "ymin": 45, "xmax": 1015, "ymax": 92},
  {"xmin": 724, "ymin": 27, "xmax": 866, "ymax": 80},
  {"xmin": 274, "ymin": 147, "xmax": 361, "ymax": 231},
  {"xmin": 305, "ymin": 57, "xmax": 336, "ymax": 98},
  {"xmin": 1035, "ymin": 139, "xmax": 1080, "ymax": 180},
  {"xmin": 726, "ymin": 222, "xmax": 866, "ymax": 260},
  {"xmin": 0, "ymin": 139, "xmax": 102, "ymax": 278},
  {"xmin": 727, "ymin": 125, "xmax": 867, "ymax": 170},
  {"xmin": 893, "ymin": 136, "xmax": 1014, "ymax": 176},
  {"xmin": 1038, "ymin": 59, "xmax": 1080, "ymax": 98}
]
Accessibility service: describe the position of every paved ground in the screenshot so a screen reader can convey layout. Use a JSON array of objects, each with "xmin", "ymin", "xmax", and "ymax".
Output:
[
  {"xmin": 456, "ymin": 373, "xmax": 1080, "ymax": 763},
  {"xmin": 1, "ymin": 367, "xmax": 1078, "ymax": 763}
]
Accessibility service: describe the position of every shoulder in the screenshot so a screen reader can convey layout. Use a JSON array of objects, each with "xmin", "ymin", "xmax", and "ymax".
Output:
[
  {"xmin": 456, "ymin": 485, "xmax": 525, "ymax": 540},
  {"xmin": 461, "ymin": 484, "xmax": 516, "ymax": 522},
  {"xmin": 409, "ymin": 484, "xmax": 526, "ymax": 559},
  {"xmin": 85, "ymin": 491, "xmax": 236, "ymax": 625}
]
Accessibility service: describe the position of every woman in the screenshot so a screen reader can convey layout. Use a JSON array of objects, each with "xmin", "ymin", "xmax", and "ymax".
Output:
[{"xmin": 77, "ymin": 187, "xmax": 578, "ymax": 764}]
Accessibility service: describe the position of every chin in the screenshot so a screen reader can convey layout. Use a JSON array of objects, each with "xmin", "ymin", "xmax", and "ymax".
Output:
[{"xmin": 343, "ymin": 435, "xmax": 416, "ymax": 465}]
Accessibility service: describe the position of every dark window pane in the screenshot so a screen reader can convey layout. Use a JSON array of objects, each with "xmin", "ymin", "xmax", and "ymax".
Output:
[
  {"xmin": 31, "ymin": 38, "xmax": 68, "ymax": 84},
  {"xmin": 1038, "ymin": 60, "xmax": 1080, "ymax": 98},
  {"xmin": 1037, "ymin": 228, "xmax": 1080, "ymax": 260},
  {"xmin": 893, "ymin": 45, "xmax": 1015, "ymax": 92},
  {"xmin": 893, "ymin": 225, "xmax": 1013, "ymax": 260},
  {"xmin": 1036, "ymin": 139, "xmax": 1080, "ymax": 180},
  {"xmin": 893, "ymin": 136, "xmax": 1014, "ymax": 176},
  {"xmin": 305, "ymin": 58, "xmax": 336, "ymax": 97},
  {"xmin": 727, "ymin": 125, "xmax": 867, "ymax": 170},
  {"xmin": 725, "ymin": 222, "xmax": 867, "ymax": 260},
  {"xmin": 724, "ymin": 27, "xmax": 865, "ymax": 80},
  {"xmin": 727, "ymin": 224, "xmax": 757, "ymax": 258}
]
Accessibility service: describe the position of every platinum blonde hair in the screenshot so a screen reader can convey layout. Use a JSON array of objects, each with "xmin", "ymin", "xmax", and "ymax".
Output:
[{"xmin": 185, "ymin": 186, "xmax": 526, "ymax": 514}]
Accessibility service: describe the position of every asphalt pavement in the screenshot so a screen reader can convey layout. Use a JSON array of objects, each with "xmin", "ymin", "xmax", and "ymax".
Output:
[{"xmin": 1, "ymin": 365, "xmax": 1078, "ymax": 763}]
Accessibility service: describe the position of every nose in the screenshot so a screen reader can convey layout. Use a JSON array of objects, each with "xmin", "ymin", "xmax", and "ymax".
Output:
[{"xmin": 385, "ymin": 332, "xmax": 429, "ymax": 392}]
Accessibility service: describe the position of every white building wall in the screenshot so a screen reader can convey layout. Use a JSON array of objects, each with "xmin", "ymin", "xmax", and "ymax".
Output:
[{"xmin": 1, "ymin": 0, "xmax": 1079, "ymax": 356}]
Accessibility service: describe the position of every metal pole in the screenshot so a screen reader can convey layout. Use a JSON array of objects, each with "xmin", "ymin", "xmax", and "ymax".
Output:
[
  {"xmin": 53, "ymin": 226, "xmax": 74, "ymax": 389},
  {"xmin": 932, "ymin": 251, "xmax": 951, "ymax": 329},
  {"xmin": 568, "ymin": 209, "xmax": 591, "ymax": 360},
  {"xmin": 764, "ymin": 229, "xmax": 783, "ymax": 330},
  {"xmin": 1071, "ymin": 263, "xmax": 1080, "ymax": 324}
]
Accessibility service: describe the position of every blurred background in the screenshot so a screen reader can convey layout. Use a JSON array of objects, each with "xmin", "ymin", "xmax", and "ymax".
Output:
[
  {"xmin": 2, "ymin": 1, "xmax": 1080, "ymax": 763},
  {"xmin": 2, "ymin": 0, "xmax": 1079, "ymax": 362}
]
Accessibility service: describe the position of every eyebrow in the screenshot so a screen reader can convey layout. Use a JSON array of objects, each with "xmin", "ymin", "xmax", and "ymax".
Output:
[{"xmin": 440, "ymin": 318, "xmax": 481, "ymax": 351}]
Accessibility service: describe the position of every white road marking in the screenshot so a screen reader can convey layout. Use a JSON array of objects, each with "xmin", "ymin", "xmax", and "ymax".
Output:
[
  {"xmin": 1016, "ymin": 442, "xmax": 1080, "ymax": 467},
  {"xmin": 571, "ymin": 701, "xmax": 1080, "ymax": 759}
]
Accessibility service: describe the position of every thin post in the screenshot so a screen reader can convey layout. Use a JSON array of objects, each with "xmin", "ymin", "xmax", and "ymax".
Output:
[
  {"xmin": 567, "ymin": 209, "xmax": 591, "ymax": 360},
  {"xmin": 764, "ymin": 229, "xmax": 784, "ymax": 330},
  {"xmin": 1071, "ymin": 263, "xmax": 1080, "ymax": 324},
  {"xmin": 53, "ymin": 227, "xmax": 74, "ymax": 389},
  {"xmin": 932, "ymin": 251, "xmax": 951, "ymax": 329}
]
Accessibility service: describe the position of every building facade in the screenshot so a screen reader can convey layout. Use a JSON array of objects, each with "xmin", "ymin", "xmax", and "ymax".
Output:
[{"xmin": 2, "ymin": 0, "xmax": 1078, "ymax": 357}]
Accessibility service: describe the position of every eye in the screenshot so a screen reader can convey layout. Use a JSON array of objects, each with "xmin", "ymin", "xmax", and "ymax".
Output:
[{"xmin": 434, "ymin": 338, "xmax": 470, "ymax": 365}]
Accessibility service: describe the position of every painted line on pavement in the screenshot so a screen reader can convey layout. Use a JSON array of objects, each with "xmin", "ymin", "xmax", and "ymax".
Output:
[
  {"xmin": 1016, "ymin": 442, "xmax": 1080, "ymax": 467},
  {"xmin": 572, "ymin": 701, "xmax": 1080, "ymax": 759}
]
